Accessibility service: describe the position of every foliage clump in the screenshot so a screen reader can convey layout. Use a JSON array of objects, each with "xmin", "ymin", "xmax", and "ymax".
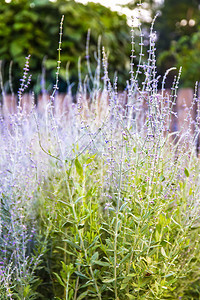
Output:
[{"xmin": 0, "ymin": 6, "xmax": 200, "ymax": 300}]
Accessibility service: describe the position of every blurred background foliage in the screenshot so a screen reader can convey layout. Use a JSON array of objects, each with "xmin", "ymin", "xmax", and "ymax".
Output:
[
  {"xmin": 155, "ymin": 0, "xmax": 200, "ymax": 88},
  {"xmin": 125, "ymin": 0, "xmax": 200, "ymax": 88},
  {"xmin": 0, "ymin": 0, "xmax": 200, "ymax": 94},
  {"xmin": 0, "ymin": 0, "xmax": 133, "ymax": 94}
]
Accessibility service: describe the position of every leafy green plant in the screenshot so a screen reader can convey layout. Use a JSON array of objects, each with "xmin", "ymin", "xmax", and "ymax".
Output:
[
  {"xmin": 1, "ymin": 5, "xmax": 200, "ymax": 300},
  {"xmin": 37, "ymin": 138, "xmax": 200, "ymax": 299}
]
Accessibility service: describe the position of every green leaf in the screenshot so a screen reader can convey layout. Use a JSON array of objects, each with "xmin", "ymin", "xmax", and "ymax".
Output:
[
  {"xmin": 56, "ymin": 246, "xmax": 76, "ymax": 257},
  {"xmin": 117, "ymin": 220, "xmax": 121, "ymax": 231},
  {"xmin": 119, "ymin": 252, "xmax": 131, "ymax": 265},
  {"xmin": 53, "ymin": 272, "xmax": 65, "ymax": 287},
  {"xmin": 23, "ymin": 285, "xmax": 31, "ymax": 297},
  {"xmin": 75, "ymin": 196, "xmax": 85, "ymax": 204},
  {"xmin": 58, "ymin": 199, "xmax": 70, "ymax": 206},
  {"xmin": 102, "ymin": 278, "xmax": 115, "ymax": 283},
  {"xmin": 75, "ymin": 158, "xmax": 83, "ymax": 177},
  {"xmin": 126, "ymin": 294, "xmax": 136, "ymax": 299},
  {"xmin": 108, "ymin": 207, "xmax": 115, "ymax": 212},
  {"xmin": 12, "ymin": 294, "xmax": 21, "ymax": 300},
  {"xmin": 77, "ymin": 291, "xmax": 89, "ymax": 300},
  {"xmin": 63, "ymin": 239, "xmax": 81, "ymax": 251},
  {"xmin": 86, "ymin": 154, "xmax": 97, "ymax": 164},
  {"xmin": 62, "ymin": 221, "xmax": 74, "ymax": 228},
  {"xmin": 171, "ymin": 217, "xmax": 181, "ymax": 228},
  {"xmin": 133, "ymin": 147, "xmax": 136, "ymax": 153},
  {"xmin": 120, "ymin": 276, "xmax": 132, "ymax": 290},
  {"xmin": 155, "ymin": 230, "xmax": 160, "ymax": 242},
  {"xmin": 127, "ymin": 273, "xmax": 137, "ymax": 277},
  {"xmin": 161, "ymin": 247, "xmax": 167, "ymax": 258},
  {"xmin": 93, "ymin": 260, "xmax": 110, "ymax": 267},
  {"xmin": 184, "ymin": 168, "xmax": 189, "ymax": 177},
  {"xmin": 75, "ymin": 271, "xmax": 90, "ymax": 280},
  {"xmin": 91, "ymin": 252, "xmax": 99, "ymax": 261},
  {"xmin": 120, "ymin": 202, "xmax": 128, "ymax": 211},
  {"xmin": 164, "ymin": 272, "xmax": 175, "ymax": 278},
  {"xmin": 85, "ymin": 187, "xmax": 97, "ymax": 198}
]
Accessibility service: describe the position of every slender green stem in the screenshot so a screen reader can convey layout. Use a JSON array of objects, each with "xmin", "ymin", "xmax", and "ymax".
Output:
[
  {"xmin": 66, "ymin": 274, "xmax": 69, "ymax": 300},
  {"xmin": 114, "ymin": 135, "xmax": 124, "ymax": 299}
]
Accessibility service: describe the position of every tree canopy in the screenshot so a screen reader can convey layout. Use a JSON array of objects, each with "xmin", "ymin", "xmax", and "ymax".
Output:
[
  {"xmin": 0, "ymin": 0, "xmax": 132, "ymax": 94},
  {"xmin": 1, "ymin": 0, "xmax": 199, "ymax": 92}
]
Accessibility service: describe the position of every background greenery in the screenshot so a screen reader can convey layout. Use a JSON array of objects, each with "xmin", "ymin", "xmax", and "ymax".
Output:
[
  {"xmin": 0, "ymin": 0, "xmax": 134, "ymax": 94},
  {"xmin": 1, "ymin": 0, "xmax": 200, "ymax": 94},
  {"xmin": 124, "ymin": 0, "xmax": 200, "ymax": 87}
]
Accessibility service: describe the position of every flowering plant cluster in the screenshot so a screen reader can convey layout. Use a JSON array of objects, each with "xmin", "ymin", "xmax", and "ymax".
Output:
[{"xmin": 0, "ymin": 14, "xmax": 200, "ymax": 300}]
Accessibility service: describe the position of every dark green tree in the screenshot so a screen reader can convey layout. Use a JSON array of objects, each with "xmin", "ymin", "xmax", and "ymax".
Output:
[{"xmin": 0, "ymin": 0, "xmax": 132, "ymax": 94}]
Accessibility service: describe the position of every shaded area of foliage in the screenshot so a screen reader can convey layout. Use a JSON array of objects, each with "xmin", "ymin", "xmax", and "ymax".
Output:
[
  {"xmin": 1, "ymin": 0, "xmax": 200, "ymax": 93},
  {"xmin": 124, "ymin": 0, "xmax": 200, "ymax": 88},
  {"xmin": 155, "ymin": 0, "xmax": 200, "ymax": 87},
  {"xmin": 0, "ymin": 0, "xmax": 132, "ymax": 94}
]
